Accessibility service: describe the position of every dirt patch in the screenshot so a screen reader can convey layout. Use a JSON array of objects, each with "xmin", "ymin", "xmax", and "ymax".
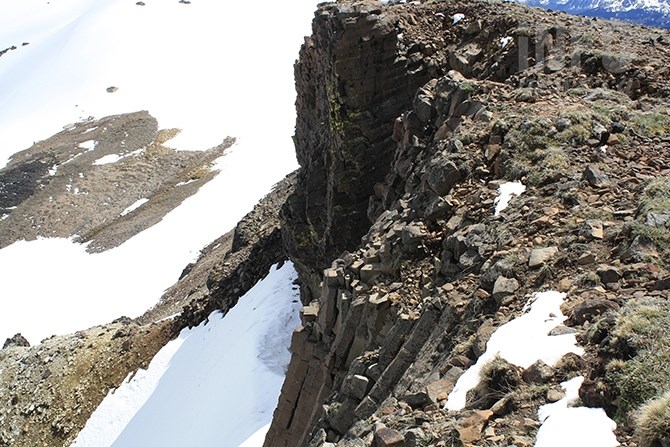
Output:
[{"xmin": 0, "ymin": 111, "xmax": 233, "ymax": 253}]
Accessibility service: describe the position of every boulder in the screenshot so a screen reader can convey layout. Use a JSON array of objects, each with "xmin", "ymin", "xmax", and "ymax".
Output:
[
  {"xmin": 522, "ymin": 360, "xmax": 554, "ymax": 384},
  {"xmin": 492, "ymin": 276, "xmax": 519, "ymax": 303},
  {"xmin": 596, "ymin": 265, "xmax": 621, "ymax": 284},
  {"xmin": 374, "ymin": 427, "xmax": 405, "ymax": 447},
  {"xmin": 570, "ymin": 298, "xmax": 620, "ymax": 325},
  {"xmin": 528, "ymin": 247, "xmax": 558, "ymax": 268},
  {"xmin": 584, "ymin": 165, "xmax": 609, "ymax": 188},
  {"xmin": 457, "ymin": 410, "xmax": 493, "ymax": 444}
]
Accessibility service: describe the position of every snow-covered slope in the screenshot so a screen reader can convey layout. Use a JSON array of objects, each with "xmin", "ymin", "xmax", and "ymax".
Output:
[
  {"xmin": 0, "ymin": 0, "xmax": 318, "ymax": 344},
  {"xmin": 513, "ymin": 0, "xmax": 670, "ymax": 27},
  {"xmin": 71, "ymin": 262, "xmax": 301, "ymax": 447}
]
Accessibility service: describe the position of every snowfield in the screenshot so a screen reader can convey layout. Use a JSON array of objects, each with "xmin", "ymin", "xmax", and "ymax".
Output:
[
  {"xmin": 0, "ymin": 0, "xmax": 319, "ymax": 344},
  {"xmin": 71, "ymin": 263, "xmax": 302, "ymax": 447}
]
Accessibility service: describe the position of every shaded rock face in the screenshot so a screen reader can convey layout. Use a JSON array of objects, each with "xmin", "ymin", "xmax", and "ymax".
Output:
[
  {"xmin": 269, "ymin": 1, "xmax": 670, "ymax": 447},
  {"xmin": 283, "ymin": 1, "xmax": 439, "ymax": 301}
]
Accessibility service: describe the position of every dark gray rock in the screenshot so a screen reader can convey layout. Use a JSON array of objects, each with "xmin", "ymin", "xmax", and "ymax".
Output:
[
  {"xmin": 374, "ymin": 426, "xmax": 405, "ymax": 447},
  {"xmin": 522, "ymin": 360, "xmax": 554, "ymax": 384},
  {"xmin": 596, "ymin": 265, "xmax": 621, "ymax": 284},
  {"xmin": 492, "ymin": 276, "xmax": 519, "ymax": 303},
  {"xmin": 584, "ymin": 165, "xmax": 609, "ymax": 187},
  {"xmin": 3, "ymin": 333, "xmax": 30, "ymax": 349},
  {"xmin": 570, "ymin": 299, "xmax": 620, "ymax": 325}
]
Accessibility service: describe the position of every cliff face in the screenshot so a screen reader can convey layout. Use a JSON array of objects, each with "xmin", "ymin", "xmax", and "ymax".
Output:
[
  {"xmin": 269, "ymin": 1, "xmax": 670, "ymax": 446},
  {"xmin": 282, "ymin": 1, "xmax": 440, "ymax": 301}
]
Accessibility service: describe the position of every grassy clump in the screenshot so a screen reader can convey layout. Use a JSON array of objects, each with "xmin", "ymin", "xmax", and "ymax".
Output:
[
  {"xmin": 626, "ymin": 177, "xmax": 670, "ymax": 264},
  {"xmin": 640, "ymin": 177, "xmax": 670, "ymax": 217},
  {"xmin": 607, "ymin": 297, "xmax": 670, "ymax": 421},
  {"xmin": 555, "ymin": 124, "xmax": 590, "ymax": 146},
  {"xmin": 630, "ymin": 111, "xmax": 670, "ymax": 138},
  {"xmin": 466, "ymin": 356, "xmax": 522, "ymax": 409},
  {"xmin": 505, "ymin": 119, "xmax": 553, "ymax": 152},
  {"xmin": 636, "ymin": 391, "xmax": 670, "ymax": 447},
  {"xmin": 527, "ymin": 147, "xmax": 570, "ymax": 186}
]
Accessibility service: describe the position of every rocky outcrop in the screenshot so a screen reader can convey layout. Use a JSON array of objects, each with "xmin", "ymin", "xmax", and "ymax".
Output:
[
  {"xmin": 268, "ymin": 1, "xmax": 670, "ymax": 446},
  {"xmin": 282, "ymin": 1, "xmax": 444, "ymax": 302}
]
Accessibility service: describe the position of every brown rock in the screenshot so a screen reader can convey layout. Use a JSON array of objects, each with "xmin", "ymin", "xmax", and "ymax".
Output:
[
  {"xmin": 557, "ymin": 278, "xmax": 573, "ymax": 292},
  {"xmin": 492, "ymin": 276, "xmax": 520, "ymax": 303},
  {"xmin": 426, "ymin": 379, "xmax": 454, "ymax": 403},
  {"xmin": 546, "ymin": 388, "xmax": 564, "ymax": 402},
  {"xmin": 458, "ymin": 410, "xmax": 493, "ymax": 444},
  {"xmin": 528, "ymin": 247, "xmax": 559, "ymax": 268},
  {"xmin": 374, "ymin": 427, "xmax": 405, "ymax": 447},
  {"xmin": 580, "ymin": 220, "xmax": 604, "ymax": 240},
  {"xmin": 577, "ymin": 253, "xmax": 596, "ymax": 265}
]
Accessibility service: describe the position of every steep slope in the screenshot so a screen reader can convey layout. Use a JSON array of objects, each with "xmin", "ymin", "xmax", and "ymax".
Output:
[
  {"xmin": 0, "ymin": 0, "xmax": 317, "ymax": 345},
  {"xmin": 267, "ymin": 1, "xmax": 670, "ymax": 446},
  {"xmin": 0, "ymin": 174, "xmax": 296, "ymax": 447}
]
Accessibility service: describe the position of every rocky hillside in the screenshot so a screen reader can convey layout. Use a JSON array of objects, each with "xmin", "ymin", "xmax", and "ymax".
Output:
[
  {"xmin": 267, "ymin": 1, "xmax": 670, "ymax": 446},
  {"xmin": 2, "ymin": 0, "xmax": 670, "ymax": 446}
]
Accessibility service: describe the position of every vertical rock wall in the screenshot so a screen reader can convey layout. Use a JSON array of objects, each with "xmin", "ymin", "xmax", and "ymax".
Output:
[
  {"xmin": 268, "ymin": 1, "xmax": 670, "ymax": 446},
  {"xmin": 281, "ymin": 1, "xmax": 440, "ymax": 303}
]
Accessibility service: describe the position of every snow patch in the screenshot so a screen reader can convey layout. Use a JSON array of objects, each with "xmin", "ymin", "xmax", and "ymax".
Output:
[
  {"xmin": 120, "ymin": 198, "xmax": 148, "ymax": 217},
  {"xmin": 500, "ymin": 36, "xmax": 513, "ymax": 48},
  {"xmin": 536, "ymin": 376, "xmax": 619, "ymax": 447},
  {"xmin": 93, "ymin": 154, "xmax": 123, "ymax": 165},
  {"xmin": 445, "ymin": 291, "xmax": 583, "ymax": 411},
  {"xmin": 176, "ymin": 179, "xmax": 197, "ymax": 187},
  {"xmin": 494, "ymin": 181, "xmax": 526, "ymax": 216},
  {"xmin": 79, "ymin": 140, "xmax": 97, "ymax": 150},
  {"xmin": 0, "ymin": 0, "xmax": 317, "ymax": 345},
  {"xmin": 72, "ymin": 262, "xmax": 301, "ymax": 447},
  {"xmin": 452, "ymin": 13, "xmax": 465, "ymax": 24},
  {"xmin": 0, "ymin": 0, "xmax": 319, "ymax": 166}
]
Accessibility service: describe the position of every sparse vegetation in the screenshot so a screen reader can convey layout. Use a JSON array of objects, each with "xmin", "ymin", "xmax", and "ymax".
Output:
[
  {"xmin": 635, "ymin": 391, "xmax": 670, "ymax": 447},
  {"xmin": 607, "ymin": 297, "xmax": 670, "ymax": 421},
  {"xmin": 527, "ymin": 147, "xmax": 570, "ymax": 186},
  {"xmin": 640, "ymin": 177, "xmax": 670, "ymax": 217},
  {"xmin": 145, "ymin": 128, "xmax": 180, "ymax": 157},
  {"xmin": 626, "ymin": 177, "xmax": 670, "ymax": 264},
  {"xmin": 466, "ymin": 356, "xmax": 522, "ymax": 408},
  {"xmin": 630, "ymin": 111, "xmax": 670, "ymax": 138}
]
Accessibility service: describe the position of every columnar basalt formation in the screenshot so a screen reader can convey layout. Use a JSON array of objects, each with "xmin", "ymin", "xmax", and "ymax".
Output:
[{"xmin": 268, "ymin": 1, "xmax": 670, "ymax": 446}]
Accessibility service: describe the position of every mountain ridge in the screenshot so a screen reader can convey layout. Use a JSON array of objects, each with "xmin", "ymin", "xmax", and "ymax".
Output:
[
  {"xmin": 513, "ymin": 0, "xmax": 670, "ymax": 27},
  {"xmin": 1, "ymin": 0, "xmax": 670, "ymax": 446}
]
